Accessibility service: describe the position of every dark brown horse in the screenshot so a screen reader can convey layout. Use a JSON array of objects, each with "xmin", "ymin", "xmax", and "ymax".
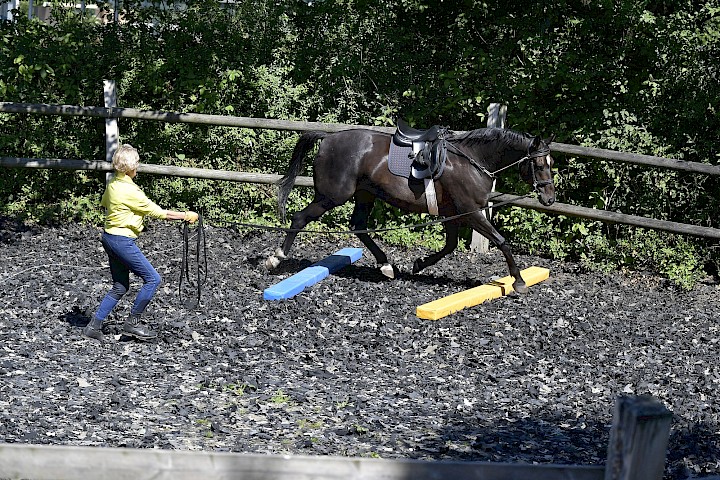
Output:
[{"xmin": 265, "ymin": 126, "xmax": 555, "ymax": 293}]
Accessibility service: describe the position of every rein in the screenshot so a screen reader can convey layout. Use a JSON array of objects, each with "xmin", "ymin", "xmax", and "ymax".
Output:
[
  {"xmin": 173, "ymin": 201, "xmax": 535, "ymax": 305},
  {"xmin": 179, "ymin": 213, "xmax": 208, "ymax": 306},
  {"xmin": 444, "ymin": 142, "xmax": 522, "ymax": 178},
  {"xmin": 445, "ymin": 141, "xmax": 552, "ymax": 190},
  {"xmin": 208, "ymin": 195, "xmax": 527, "ymax": 236}
]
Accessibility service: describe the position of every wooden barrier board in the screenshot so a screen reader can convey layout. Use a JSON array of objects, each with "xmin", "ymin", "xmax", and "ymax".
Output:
[{"xmin": 0, "ymin": 443, "xmax": 605, "ymax": 480}]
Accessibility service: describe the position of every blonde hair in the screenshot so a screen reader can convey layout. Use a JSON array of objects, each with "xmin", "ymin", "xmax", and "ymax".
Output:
[{"xmin": 112, "ymin": 144, "xmax": 140, "ymax": 173}]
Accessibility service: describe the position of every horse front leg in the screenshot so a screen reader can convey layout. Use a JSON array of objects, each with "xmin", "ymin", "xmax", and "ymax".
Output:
[
  {"xmin": 496, "ymin": 241, "xmax": 527, "ymax": 294},
  {"xmin": 412, "ymin": 223, "xmax": 458, "ymax": 274},
  {"xmin": 468, "ymin": 212, "xmax": 527, "ymax": 294},
  {"xmin": 350, "ymin": 194, "xmax": 396, "ymax": 279}
]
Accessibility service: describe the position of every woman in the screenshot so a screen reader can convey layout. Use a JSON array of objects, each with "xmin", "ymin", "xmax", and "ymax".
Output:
[{"xmin": 83, "ymin": 144, "xmax": 199, "ymax": 342}]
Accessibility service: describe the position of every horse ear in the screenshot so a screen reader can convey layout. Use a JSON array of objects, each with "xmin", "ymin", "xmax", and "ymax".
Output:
[
  {"xmin": 531, "ymin": 135, "xmax": 543, "ymax": 150},
  {"xmin": 545, "ymin": 134, "xmax": 556, "ymax": 145}
]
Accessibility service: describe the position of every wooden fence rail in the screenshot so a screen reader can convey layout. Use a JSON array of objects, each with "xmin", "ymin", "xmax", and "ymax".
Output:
[
  {"xmin": 2, "ymin": 101, "xmax": 720, "ymax": 176},
  {"xmin": 0, "ymin": 156, "xmax": 314, "ymax": 187},
  {"xmin": 550, "ymin": 143, "xmax": 720, "ymax": 176},
  {"xmin": 3, "ymin": 156, "xmax": 720, "ymax": 240},
  {"xmin": 0, "ymin": 101, "xmax": 393, "ymax": 134},
  {"xmin": 0, "ymin": 444, "xmax": 606, "ymax": 480},
  {"xmin": 0, "ymin": 395, "xmax": 672, "ymax": 480}
]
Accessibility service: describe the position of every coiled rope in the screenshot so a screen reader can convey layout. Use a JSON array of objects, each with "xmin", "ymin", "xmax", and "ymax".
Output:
[{"xmin": 179, "ymin": 213, "xmax": 207, "ymax": 306}]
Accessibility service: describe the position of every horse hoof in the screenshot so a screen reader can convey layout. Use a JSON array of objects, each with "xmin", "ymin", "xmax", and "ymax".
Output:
[
  {"xmin": 274, "ymin": 248, "xmax": 287, "ymax": 259},
  {"xmin": 380, "ymin": 263, "xmax": 395, "ymax": 279},
  {"xmin": 265, "ymin": 256, "xmax": 281, "ymax": 270},
  {"xmin": 513, "ymin": 282, "xmax": 528, "ymax": 294},
  {"xmin": 412, "ymin": 260, "xmax": 422, "ymax": 275}
]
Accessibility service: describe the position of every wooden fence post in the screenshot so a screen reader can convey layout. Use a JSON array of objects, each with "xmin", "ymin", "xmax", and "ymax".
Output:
[
  {"xmin": 104, "ymin": 79, "xmax": 118, "ymax": 184},
  {"xmin": 0, "ymin": 0, "xmax": 19, "ymax": 20},
  {"xmin": 604, "ymin": 395, "xmax": 672, "ymax": 480},
  {"xmin": 470, "ymin": 103, "xmax": 506, "ymax": 253}
]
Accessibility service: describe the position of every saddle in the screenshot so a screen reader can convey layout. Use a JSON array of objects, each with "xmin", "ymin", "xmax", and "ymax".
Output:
[{"xmin": 392, "ymin": 118, "xmax": 449, "ymax": 180}]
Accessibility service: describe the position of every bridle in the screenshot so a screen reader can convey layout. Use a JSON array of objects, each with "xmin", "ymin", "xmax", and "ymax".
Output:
[
  {"xmin": 522, "ymin": 147, "xmax": 554, "ymax": 190},
  {"xmin": 446, "ymin": 141, "xmax": 553, "ymax": 192}
]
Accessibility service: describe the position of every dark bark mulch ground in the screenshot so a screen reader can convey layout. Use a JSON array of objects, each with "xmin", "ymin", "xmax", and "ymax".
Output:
[{"xmin": 1, "ymin": 217, "xmax": 719, "ymax": 479}]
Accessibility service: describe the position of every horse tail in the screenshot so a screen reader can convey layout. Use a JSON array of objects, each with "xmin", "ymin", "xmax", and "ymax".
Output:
[{"xmin": 278, "ymin": 131, "xmax": 328, "ymax": 223}]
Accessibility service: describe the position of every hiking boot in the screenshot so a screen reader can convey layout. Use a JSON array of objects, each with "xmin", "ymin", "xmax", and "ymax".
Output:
[
  {"xmin": 123, "ymin": 314, "xmax": 157, "ymax": 341},
  {"xmin": 82, "ymin": 316, "xmax": 104, "ymax": 342}
]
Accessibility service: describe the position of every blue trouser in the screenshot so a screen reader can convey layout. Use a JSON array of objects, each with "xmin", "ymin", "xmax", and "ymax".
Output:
[{"xmin": 94, "ymin": 232, "xmax": 162, "ymax": 322}]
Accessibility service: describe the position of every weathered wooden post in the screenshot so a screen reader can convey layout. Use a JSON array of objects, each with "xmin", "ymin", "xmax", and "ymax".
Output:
[
  {"xmin": 604, "ymin": 395, "xmax": 672, "ymax": 480},
  {"xmin": 0, "ymin": 0, "xmax": 19, "ymax": 20},
  {"xmin": 470, "ymin": 103, "xmax": 506, "ymax": 253},
  {"xmin": 104, "ymin": 80, "xmax": 119, "ymax": 184}
]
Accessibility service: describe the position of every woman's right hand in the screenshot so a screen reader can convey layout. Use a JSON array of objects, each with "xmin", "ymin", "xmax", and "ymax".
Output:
[{"xmin": 184, "ymin": 211, "xmax": 199, "ymax": 223}]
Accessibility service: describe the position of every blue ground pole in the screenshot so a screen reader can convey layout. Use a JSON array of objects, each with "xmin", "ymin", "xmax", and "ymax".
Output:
[{"xmin": 263, "ymin": 248, "xmax": 363, "ymax": 300}]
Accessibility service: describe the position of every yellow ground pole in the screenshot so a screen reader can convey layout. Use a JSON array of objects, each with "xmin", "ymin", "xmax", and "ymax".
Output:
[{"xmin": 416, "ymin": 266, "xmax": 550, "ymax": 320}]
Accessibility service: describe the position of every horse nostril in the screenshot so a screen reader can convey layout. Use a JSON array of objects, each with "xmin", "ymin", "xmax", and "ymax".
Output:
[{"xmin": 540, "ymin": 194, "xmax": 555, "ymax": 206}]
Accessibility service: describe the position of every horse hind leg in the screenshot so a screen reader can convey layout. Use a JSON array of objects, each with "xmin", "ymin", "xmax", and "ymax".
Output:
[
  {"xmin": 350, "ymin": 194, "xmax": 396, "ymax": 279},
  {"xmin": 265, "ymin": 198, "xmax": 335, "ymax": 270},
  {"xmin": 412, "ymin": 223, "xmax": 458, "ymax": 274}
]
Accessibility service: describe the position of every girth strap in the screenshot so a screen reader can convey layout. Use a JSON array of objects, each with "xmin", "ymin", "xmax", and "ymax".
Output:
[{"xmin": 424, "ymin": 178, "xmax": 438, "ymax": 215}]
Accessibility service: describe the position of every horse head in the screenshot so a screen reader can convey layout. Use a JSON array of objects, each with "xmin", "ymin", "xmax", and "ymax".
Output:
[{"xmin": 519, "ymin": 135, "xmax": 556, "ymax": 206}]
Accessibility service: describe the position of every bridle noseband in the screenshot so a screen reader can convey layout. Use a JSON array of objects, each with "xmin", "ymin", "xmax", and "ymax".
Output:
[{"xmin": 523, "ymin": 147, "xmax": 553, "ymax": 190}]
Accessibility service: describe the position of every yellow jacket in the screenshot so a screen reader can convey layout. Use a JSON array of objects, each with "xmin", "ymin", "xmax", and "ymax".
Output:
[{"xmin": 101, "ymin": 173, "xmax": 166, "ymax": 238}]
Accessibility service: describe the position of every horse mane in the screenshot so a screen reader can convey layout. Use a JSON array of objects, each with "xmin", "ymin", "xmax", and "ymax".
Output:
[{"xmin": 448, "ymin": 128, "xmax": 531, "ymax": 150}]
